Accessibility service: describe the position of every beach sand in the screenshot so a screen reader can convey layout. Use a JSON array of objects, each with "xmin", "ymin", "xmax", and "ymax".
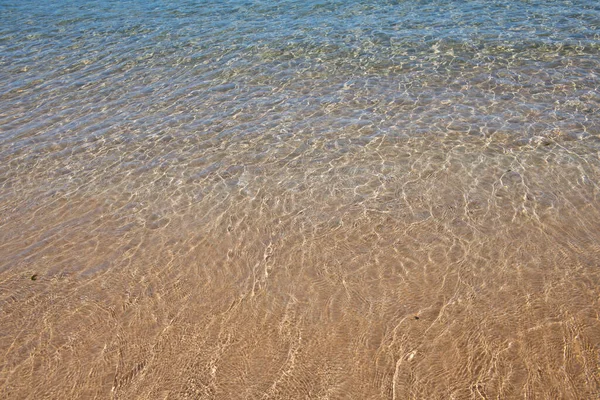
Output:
[{"xmin": 1, "ymin": 133, "xmax": 599, "ymax": 398}]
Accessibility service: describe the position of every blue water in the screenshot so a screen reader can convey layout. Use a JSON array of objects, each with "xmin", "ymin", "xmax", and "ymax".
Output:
[{"xmin": 1, "ymin": 1, "xmax": 599, "ymax": 141}]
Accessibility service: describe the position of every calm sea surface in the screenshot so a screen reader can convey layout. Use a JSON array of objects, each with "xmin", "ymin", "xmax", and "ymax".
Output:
[{"xmin": 1, "ymin": 1, "xmax": 600, "ymax": 398}]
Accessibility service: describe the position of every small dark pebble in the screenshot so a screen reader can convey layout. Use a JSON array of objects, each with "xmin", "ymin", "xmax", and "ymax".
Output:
[
  {"xmin": 414, "ymin": 316, "xmax": 419, "ymax": 320},
  {"xmin": 31, "ymin": 274, "xmax": 38, "ymax": 281}
]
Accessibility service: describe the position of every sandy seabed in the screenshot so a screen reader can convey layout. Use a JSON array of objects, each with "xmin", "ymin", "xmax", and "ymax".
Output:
[{"xmin": 1, "ymin": 133, "xmax": 599, "ymax": 399}]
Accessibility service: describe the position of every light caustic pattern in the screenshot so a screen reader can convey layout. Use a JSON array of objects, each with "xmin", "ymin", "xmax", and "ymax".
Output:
[{"xmin": 1, "ymin": 0, "xmax": 600, "ymax": 398}]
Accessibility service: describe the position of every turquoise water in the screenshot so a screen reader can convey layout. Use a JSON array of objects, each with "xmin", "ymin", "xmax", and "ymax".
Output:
[
  {"xmin": 1, "ymin": 0, "xmax": 599, "ymax": 150},
  {"xmin": 1, "ymin": 1, "xmax": 600, "ymax": 398}
]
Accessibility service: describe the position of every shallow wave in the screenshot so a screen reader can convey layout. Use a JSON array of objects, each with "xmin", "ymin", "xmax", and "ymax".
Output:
[{"xmin": 1, "ymin": 0, "xmax": 599, "ymax": 398}]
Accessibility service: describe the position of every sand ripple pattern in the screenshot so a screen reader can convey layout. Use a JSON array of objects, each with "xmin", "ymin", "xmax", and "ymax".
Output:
[{"xmin": 1, "ymin": 0, "xmax": 600, "ymax": 398}]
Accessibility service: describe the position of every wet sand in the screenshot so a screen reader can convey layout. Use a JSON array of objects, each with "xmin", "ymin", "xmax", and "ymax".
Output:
[
  {"xmin": 2, "ymin": 1, "xmax": 600, "ymax": 397},
  {"xmin": 1, "ymin": 133, "xmax": 599, "ymax": 399}
]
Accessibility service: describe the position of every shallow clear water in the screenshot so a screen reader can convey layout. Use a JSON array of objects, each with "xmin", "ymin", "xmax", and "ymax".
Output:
[{"xmin": 1, "ymin": 0, "xmax": 600, "ymax": 398}]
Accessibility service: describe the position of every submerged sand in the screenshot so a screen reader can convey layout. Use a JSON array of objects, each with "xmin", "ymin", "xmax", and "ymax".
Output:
[{"xmin": 1, "ymin": 133, "xmax": 599, "ymax": 398}]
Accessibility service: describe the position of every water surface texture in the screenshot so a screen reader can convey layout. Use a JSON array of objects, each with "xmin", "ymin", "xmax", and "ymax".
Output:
[{"xmin": 1, "ymin": 0, "xmax": 600, "ymax": 398}]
